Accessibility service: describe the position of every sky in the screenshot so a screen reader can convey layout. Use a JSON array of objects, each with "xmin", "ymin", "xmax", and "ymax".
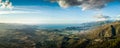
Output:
[{"xmin": 0, "ymin": 0, "xmax": 120, "ymax": 24}]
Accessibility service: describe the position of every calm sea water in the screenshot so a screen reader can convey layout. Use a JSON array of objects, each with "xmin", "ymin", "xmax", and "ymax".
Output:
[{"xmin": 36, "ymin": 24, "xmax": 82, "ymax": 29}]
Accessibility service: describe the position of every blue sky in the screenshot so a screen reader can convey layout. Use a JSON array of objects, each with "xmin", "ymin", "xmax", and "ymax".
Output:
[{"xmin": 0, "ymin": 0, "xmax": 120, "ymax": 24}]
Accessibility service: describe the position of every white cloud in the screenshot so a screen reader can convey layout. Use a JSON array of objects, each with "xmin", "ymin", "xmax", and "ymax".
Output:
[
  {"xmin": 0, "ymin": 0, "xmax": 13, "ymax": 10},
  {"xmin": 0, "ymin": 6, "xmax": 42, "ymax": 15},
  {"xmin": 93, "ymin": 14, "xmax": 110, "ymax": 21},
  {"xmin": 51, "ymin": 0, "xmax": 117, "ymax": 10},
  {"xmin": 0, "ymin": 10, "xmax": 39, "ymax": 15}
]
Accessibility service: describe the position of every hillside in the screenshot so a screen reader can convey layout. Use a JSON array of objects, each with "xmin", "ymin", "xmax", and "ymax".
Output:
[
  {"xmin": 85, "ymin": 21, "xmax": 120, "ymax": 39},
  {"xmin": 75, "ymin": 21, "xmax": 120, "ymax": 48},
  {"xmin": 0, "ymin": 21, "xmax": 120, "ymax": 48}
]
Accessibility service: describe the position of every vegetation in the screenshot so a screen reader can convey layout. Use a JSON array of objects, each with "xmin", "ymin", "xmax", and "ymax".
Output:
[{"xmin": 0, "ymin": 21, "xmax": 120, "ymax": 48}]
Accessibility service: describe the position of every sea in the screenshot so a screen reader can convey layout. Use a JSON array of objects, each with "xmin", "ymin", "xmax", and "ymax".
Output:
[{"xmin": 36, "ymin": 24, "xmax": 82, "ymax": 29}]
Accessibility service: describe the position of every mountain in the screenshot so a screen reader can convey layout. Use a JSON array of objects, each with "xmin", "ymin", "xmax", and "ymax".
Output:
[
  {"xmin": 70, "ymin": 21, "xmax": 120, "ymax": 48},
  {"xmin": 52, "ymin": 21, "xmax": 120, "ymax": 48},
  {"xmin": 65, "ymin": 20, "xmax": 114, "ymax": 32},
  {"xmin": 84, "ymin": 21, "xmax": 120, "ymax": 39},
  {"xmin": 35, "ymin": 20, "xmax": 114, "ymax": 30},
  {"xmin": 0, "ymin": 21, "xmax": 120, "ymax": 48}
]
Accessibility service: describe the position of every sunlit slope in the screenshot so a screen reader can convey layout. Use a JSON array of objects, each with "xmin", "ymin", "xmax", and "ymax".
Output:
[
  {"xmin": 84, "ymin": 21, "xmax": 120, "ymax": 39},
  {"xmin": 65, "ymin": 21, "xmax": 120, "ymax": 48}
]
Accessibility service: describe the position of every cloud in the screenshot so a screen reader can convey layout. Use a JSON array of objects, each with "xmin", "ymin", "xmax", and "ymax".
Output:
[
  {"xmin": 0, "ymin": 11, "xmax": 34, "ymax": 15},
  {"xmin": 93, "ymin": 14, "xmax": 110, "ymax": 21},
  {"xmin": 93, "ymin": 14, "xmax": 110, "ymax": 19},
  {"xmin": 0, "ymin": 6, "xmax": 42, "ymax": 15},
  {"xmin": 51, "ymin": 0, "xmax": 117, "ymax": 10},
  {"xmin": 0, "ymin": 0, "xmax": 13, "ymax": 10},
  {"xmin": 115, "ymin": 15, "xmax": 120, "ymax": 20}
]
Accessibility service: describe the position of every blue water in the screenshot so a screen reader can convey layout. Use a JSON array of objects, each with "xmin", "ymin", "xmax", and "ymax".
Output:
[{"xmin": 36, "ymin": 24, "xmax": 82, "ymax": 29}]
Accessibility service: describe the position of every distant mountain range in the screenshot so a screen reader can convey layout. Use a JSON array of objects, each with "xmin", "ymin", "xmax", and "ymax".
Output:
[
  {"xmin": 64, "ymin": 20, "xmax": 114, "ymax": 31},
  {"xmin": 35, "ymin": 20, "xmax": 114, "ymax": 30},
  {"xmin": 0, "ymin": 20, "xmax": 114, "ymax": 31}
]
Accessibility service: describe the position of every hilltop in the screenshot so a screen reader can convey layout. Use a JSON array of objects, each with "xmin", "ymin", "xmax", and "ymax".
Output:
[{"xmin": 84, "ymin": 21, "xmax": 120, "ymax": 39}]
